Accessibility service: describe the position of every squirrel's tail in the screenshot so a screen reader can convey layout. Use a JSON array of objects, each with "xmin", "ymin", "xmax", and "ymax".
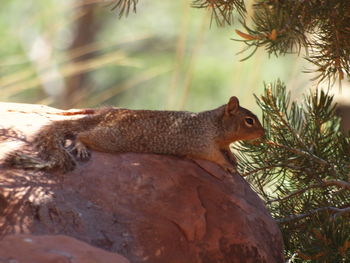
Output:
[
  {"xmin": 5, "ymin": 112, "xmax": 103, "ymax": 172},
  {"xmin": 3, "ymin": 152, "xmax": 59, "ymax": 171}
]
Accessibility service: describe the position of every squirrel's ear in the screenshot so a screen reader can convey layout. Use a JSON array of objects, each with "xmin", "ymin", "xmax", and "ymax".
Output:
[{"xmin": 225, "ymin": 96, "xmax": 240, "ymax": 115}]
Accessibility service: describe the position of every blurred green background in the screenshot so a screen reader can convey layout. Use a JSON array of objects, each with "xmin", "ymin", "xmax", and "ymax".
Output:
[{"xmin": 0, "ymin": 0, "xmax": 323, "ymax": 114}]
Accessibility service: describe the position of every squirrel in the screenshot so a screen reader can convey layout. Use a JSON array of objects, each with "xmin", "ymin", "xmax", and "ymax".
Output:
[{"xmin": 5, "ymin": 96, "xmax": 264, "ymax": 173}]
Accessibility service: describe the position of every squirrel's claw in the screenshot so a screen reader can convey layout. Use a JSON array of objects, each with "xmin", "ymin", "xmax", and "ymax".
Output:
[{"xmin": 68, "ymin": 141, "xmax": 91, "ymax": 162}]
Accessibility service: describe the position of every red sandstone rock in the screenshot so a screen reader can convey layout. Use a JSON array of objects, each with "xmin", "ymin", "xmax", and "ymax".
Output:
[
  {"xmin": 0, "ymin": 234, "xmax": 129, "ymax": 263},
  {"xmin": 0, "ymin": 103, "xmax": 284, "ymax": 263}
]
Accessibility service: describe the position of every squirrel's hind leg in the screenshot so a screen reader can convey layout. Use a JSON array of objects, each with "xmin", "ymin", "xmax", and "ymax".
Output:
[
  {"xmin": 47, "ymin": 148, "xmax": 77, "ymax": 172},
  {"xmin": 34, "ymin": 141, "xmax": 76, "ymax": 172}
]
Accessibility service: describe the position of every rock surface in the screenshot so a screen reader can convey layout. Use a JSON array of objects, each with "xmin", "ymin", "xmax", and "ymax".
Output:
[
  {"xmin": 0, "ymin": 103, "xmax": 284, "ymax": 263},
  {"xmin": 0, "ymin": 234, "xmax": 129, "ymax": 263}
]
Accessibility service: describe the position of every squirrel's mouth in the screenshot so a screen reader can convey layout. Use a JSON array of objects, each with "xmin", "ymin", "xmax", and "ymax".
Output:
[
  {"xmin": 258, "ymin": 128, "xmax": 265, "ymax": 137},
  {"xmin": 247, "ymin": 128, "xmax": 265, "ymax": 140}
]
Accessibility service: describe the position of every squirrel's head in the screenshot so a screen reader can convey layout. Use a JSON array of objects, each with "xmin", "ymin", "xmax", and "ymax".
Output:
[{"xmin": 222, "ymin": 96, "xmax": 265, "ymax": 142}]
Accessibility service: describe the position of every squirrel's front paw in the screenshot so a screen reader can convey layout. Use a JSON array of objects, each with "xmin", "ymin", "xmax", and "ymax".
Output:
[
  {"xmin": 68, "ymin": 141, "xmax": 91, "ymax": 161},
  {"xmin": 221, "ymin": 149, "xmax": 238, "ymax": 166},
  {"xmin": 224, "ymin": 164, "xmax": 237, "ymax": 174}
]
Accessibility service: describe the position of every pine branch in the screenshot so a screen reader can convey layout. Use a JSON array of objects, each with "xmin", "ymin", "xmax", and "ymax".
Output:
[
  {"xmin": 236, "ymin": 80, "xmax": 350, "ymax": 261},
  {"xmin": 277, "ymin": 206, "xmax": 350, "ymax": 224},
  {"xmin": 267, "ymin": 179, "xmax": 350, "ymax": 204},
  {"xmin": 110, "ymin": 0, "xmax": 138, "ymax": 17},
  {"xmin": 108, "ymin": 0, "xmax": 350, "ymax": 85},
  {"xmin": 192, "ymin": 0, "xmax": 246, "ymax": 26},
  {"xmin": 265, "ymin": 139, "xmax": 329, "ymax": 167},
  {"xmin": 234, "ymin": 0, "xmax": 350, "ymax": 85}
]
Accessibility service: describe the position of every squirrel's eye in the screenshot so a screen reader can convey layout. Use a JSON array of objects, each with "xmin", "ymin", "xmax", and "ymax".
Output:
[{"xmin": 245, "ymin": 117, "xmax": 254, "ymax": 126}]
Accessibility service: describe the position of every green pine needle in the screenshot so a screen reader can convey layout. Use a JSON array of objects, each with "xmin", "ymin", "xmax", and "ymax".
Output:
[{"xmin": 234, "ymin": 80, "xmax": 350, "ymax": 261}]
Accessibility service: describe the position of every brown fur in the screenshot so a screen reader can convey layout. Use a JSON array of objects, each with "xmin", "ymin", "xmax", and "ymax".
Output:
[{"xmin": 6, "ymin": 97, "xmax": 264, "ymax": 172}]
